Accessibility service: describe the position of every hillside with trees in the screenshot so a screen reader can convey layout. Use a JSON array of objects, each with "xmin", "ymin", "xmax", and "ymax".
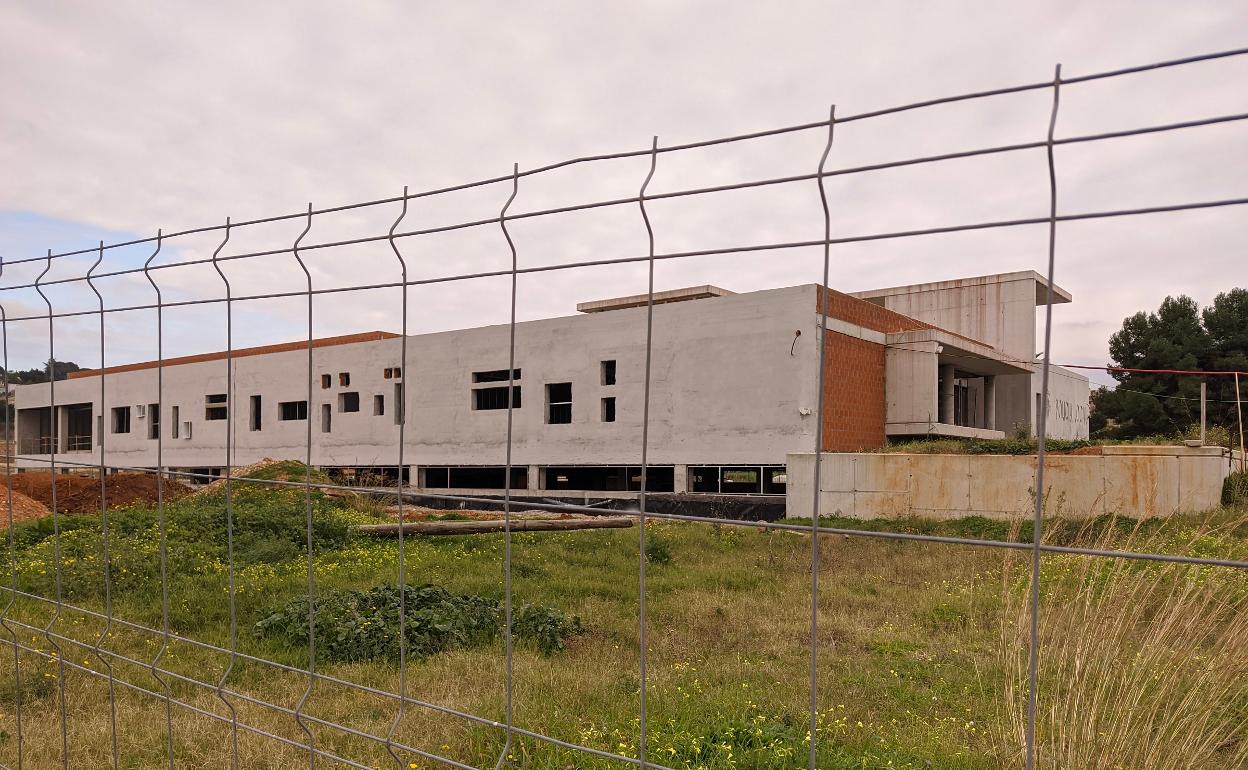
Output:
[{"xmin": 1092, "ymin": 289, "xmax": 1248, "ymax": 439}]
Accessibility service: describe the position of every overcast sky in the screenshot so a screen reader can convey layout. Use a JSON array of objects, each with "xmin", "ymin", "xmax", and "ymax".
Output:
[{"xmin": 2, "ymin": 1, "xmax": 1246, "ymax": 387}]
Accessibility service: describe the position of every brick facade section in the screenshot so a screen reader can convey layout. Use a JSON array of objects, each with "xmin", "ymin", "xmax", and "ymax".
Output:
[
  {"xmin": 820, "ymin": 330, "xmax": 887, "ymax": 451},
  {"xmin": 814, "ymin": 286, "xmax": 922, "ymax": 452}
]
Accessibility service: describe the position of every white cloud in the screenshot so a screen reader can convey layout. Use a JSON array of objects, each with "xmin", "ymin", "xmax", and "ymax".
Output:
[{"xmin": 2, "ymin": 0, "xmax": 1246, "ymax": 381}]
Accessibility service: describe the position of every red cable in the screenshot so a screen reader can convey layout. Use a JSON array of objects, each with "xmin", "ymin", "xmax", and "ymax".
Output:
[{"xmin": 1057, "ymin": 364, "xmax": 1248, "ymax": 376}]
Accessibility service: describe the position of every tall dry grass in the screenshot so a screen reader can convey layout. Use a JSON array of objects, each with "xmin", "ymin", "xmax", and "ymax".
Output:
[{"xmin": 996, "ymin": 514, "xmax": 1248, "ymax": 769}]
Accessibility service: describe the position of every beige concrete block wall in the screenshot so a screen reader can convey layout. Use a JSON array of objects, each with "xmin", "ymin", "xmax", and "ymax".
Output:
[{"xmin": 787, "ymin": 446, "xmax": 1232, "ymax": 520}]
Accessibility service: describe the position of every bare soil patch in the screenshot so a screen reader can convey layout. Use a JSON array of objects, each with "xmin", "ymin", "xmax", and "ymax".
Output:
[
  {"xmin": 2, "ymin": 471, "xmax": 192, "ymax": 514},
  {"xmin": 1, "ymin": 488, "xmax": 51, "ymax": 526}
]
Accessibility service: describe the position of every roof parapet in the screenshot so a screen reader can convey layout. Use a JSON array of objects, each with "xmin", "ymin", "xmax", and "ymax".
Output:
[{"xmin": 576, "ymin": 285, "xmax": 735, "ymax": 313}]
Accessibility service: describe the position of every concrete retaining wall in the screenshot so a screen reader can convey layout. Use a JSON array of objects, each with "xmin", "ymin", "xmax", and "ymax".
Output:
[{"xmin": 786, "ymin": 445, "xmax": 1234, "ymax": 520}]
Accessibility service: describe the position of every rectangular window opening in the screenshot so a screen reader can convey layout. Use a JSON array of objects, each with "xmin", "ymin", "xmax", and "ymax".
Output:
[
  {"xmin": 205, "ymin": 393, "xmax": 228, "ymax": 421},
  {"xmin": 601, "ymin": 360, "xmax": 616, "ymax": 386},
  {"xmin": 546, "ymin": 382, "xmax": 572, "ymax": 424},
  {"xmin": 339, "ymin": 372, "xmax": 350, "ymax": 387},
  {"xmin": 279, "ymin": 400, "xmax": 308, "ymax": 421},
  {"xmin": 601, "ymin": 396, "xmax": 616, "ymax": 422},
  {"xmin": 321, "ymin": 403, "xmax": 332, "ymax": 433},
  {"xmin": 112, "ymin": 406, "xmax": 131, "ymax": 434},
  {"xmin": 473, "ymin": 385, "xmax": 520, "ymax": 411},
  {"xmin": 321, "ymin": 374, "xmax": 332, "ymax": 389},
  {"xmin": 373, "ymin": 394, "xmax": 385, "ymax": 416},
  {"xmin": 393, "ymin": 383, "xmax": 404, "ymax": 424},
  {"xmin": 148, "ymin": 403, "xmax": 160, "ymax": 440},
  {"xmin": 250, "ymin": 395, "xmax": 262, "ymax": 431},
  {"xmin": 183, "ymin": 421, "xmax": 192, "ymax": 440},
  {"xmin": 171, "ymin": 406, "xmax": 180, "ymax": 439},
  {"xmin": 472, "ymin": 368, "xmax": 521, "ymax": 383},
  {"xmin": 339, "ymin": 392, "xmax": 360, "ymax": 413}
]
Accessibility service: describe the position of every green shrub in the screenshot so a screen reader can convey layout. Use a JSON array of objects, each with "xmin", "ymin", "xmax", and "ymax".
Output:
[
  {"xmin": 644, "ymin": 531, "xmax": 673, "ymax": 565},
  {"xmin": 1224, "ymin": 471, "xmax": 1248, "ymax": 506},
  {"xmin": 254, "ymin": 583, "xmax": 583, "ymax": 663}
]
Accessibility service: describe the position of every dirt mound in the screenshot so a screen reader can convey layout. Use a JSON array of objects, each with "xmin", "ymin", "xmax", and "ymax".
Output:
[
  {"xmin": 3, "ymin": 472, "xmax": 192, "ymax": 514},
  {"xmin": 192, "ymin": 458, "xmax": 332, "ymax": 496},
  {"xmin": 393, "ymin": 506, "xmax": 579, "ymax": 522},
  {"xmin": 1, "ymin": 489, "xmax": 51, "ymax": 527},
  {"xmin": 1066, "ymin": 445, "xmax": 1104, "ymax": 456}
]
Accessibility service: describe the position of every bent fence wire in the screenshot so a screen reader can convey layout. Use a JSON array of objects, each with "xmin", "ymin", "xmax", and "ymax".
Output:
[{"xmin": 3, "ymin": 47, "xmax": 1248, "ymax": 770}]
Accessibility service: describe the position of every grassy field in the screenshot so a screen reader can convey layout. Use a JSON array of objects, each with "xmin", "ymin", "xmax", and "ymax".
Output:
[{"xmin": 0, "ymin": 466, "xmax": 1245, "ymax": 769}]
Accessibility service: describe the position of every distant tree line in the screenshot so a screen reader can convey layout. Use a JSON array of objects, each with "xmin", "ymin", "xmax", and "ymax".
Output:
[
  {"xmin": 0, "ymin": 359, "xmax": 83, "ymax": 429},
  {"xmin": 2, "ymin": 359, "xmax": 82, "ymax": 385},
  {"xmin": 1092, "ymin": 289, "xmax": 1248, "ymax": 439}
]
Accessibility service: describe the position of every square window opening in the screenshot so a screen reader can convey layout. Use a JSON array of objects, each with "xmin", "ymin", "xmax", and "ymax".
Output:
[{"xmin": 205, "ymin": 394, "xmax": 228, "ymax": 421}]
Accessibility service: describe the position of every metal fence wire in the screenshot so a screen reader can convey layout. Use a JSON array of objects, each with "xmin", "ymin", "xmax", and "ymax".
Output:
[{"xmin": 3, "ymin": 46, "xmax": 1248, "ymax": 770}]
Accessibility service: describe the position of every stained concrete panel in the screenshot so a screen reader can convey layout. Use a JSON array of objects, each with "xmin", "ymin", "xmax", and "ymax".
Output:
[
  {"xmin": 967, "ymin": 455, "xmax": 1035, "ymax": 517},
  {"xmin": 1103, "ymin": 456, "xmax": 1178, "ymax": 519},
  {"xmin": 1177, "ymin": 455, "xmax": 1225, "ymax": 512},
  {"xmin": 909, "ymin": 455, "xmax": 971, "ymax": 516},
  {"xmin": 853, "ymin": 491, "xmax": 912, "ymax": 519},
  {"xmin": 1038, "ymin": 456, "xmax": 1105, "ymax": 519},
  {"xmin": 852, "ymin": 454, "xmax": 912, "ymax": 493}
]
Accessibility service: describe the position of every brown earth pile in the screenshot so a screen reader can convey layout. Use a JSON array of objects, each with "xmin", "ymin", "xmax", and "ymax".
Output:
[
  {"xmin": 0, "ymin": 489, "xmax": 52, "ymax": 527},
  {"xmin": 193, "ymin": 458, "xmax": 278, "ymax": 495},
  {"xmin": 2, "ymin": 472, "xmax": 192, "ymax": 514},
  {"xmin": 394, "ymin": 506, "xmax": 580, "ymax": 522}
]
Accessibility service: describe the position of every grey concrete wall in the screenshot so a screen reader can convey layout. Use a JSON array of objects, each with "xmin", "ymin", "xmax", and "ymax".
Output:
[
  {"xmin": 786, "ymin": 446, "xmax": 1232, "ymax": 520},
  {"xmin": 16, "ymin": 285, "xmax": 824, "ymax": 471},
  {"xmin": 884, "ymin": 343, "xmax": 938, "ymax": 425},
  {"xmin": 853, "ymin": 272, "xmax": 1090, "ymax": 440}
]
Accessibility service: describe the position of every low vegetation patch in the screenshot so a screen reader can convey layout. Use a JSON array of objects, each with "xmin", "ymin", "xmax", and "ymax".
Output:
[
  {"xmin": 255, "ymin": 583, "xmax": 584, "ymax": 662},
  {"xmin": 0, "ymin": 463, "xmax": 1244, "ymax": 769}
]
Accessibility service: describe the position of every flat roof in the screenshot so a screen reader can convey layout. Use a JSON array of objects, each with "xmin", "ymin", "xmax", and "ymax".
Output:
[
  {"xmin": 65, "ymin": 331, "xmax": 401, "ymax": 380},
  {"xmin": 851, "ymin": 270, "xmax": 1072, "ymax": 306},
  {"xmin": 576, "ymin": 285, "xmax": 735, "ymax": 313}
]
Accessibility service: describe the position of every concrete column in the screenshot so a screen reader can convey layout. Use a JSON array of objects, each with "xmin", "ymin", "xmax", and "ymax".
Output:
[
  {"xmin": 406, "ymin": 465, "xmax": 420, "ymax": 489},
  {"xmin": 673, "ymin": 464, "xmax": 689, "ymax": 494},
  {"xmin": 983, "ymin": 375, "xmax": 997, "ymax": 430},
  {"xmin": 938, "ymin": 364, "xmax": 955, "ymax": 425},
  {"xmin": 526, "ymin": 464, "xmax": 542, "ymax": 493}
]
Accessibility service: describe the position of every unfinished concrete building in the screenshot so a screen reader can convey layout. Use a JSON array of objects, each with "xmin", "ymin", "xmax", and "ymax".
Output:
[{"xmin": 13, "ymin": 271, "xmax": 1089, "ymax": 497}]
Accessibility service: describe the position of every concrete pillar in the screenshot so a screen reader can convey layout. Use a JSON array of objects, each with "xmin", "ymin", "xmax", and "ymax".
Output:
[
  {"xmin": 983, "ymin": 375, "xmax": 997, "ymax": 430},
  {"xmin": 406, "ymin": 465, "xmax": 420, "ymax": 489},
  {"xmin": 673, "ymin": 464, "xmax": 689, "ymax": 494},
  {"xmin": 526, "ymin": 464, "xmax": 542, "ymax": 493},
  {"xmin": 938, "ymin": 364, "xmax": 955, "ymax": 425}
]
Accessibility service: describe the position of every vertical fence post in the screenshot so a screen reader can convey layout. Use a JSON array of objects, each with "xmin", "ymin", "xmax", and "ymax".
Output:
[
  {"xmin": 1026, "ymin": 62, "xmax": 1063, "ymax": 770},
  {"xmin": 810, "ymin": 103, "xmax": 837, "ymax": 770}
]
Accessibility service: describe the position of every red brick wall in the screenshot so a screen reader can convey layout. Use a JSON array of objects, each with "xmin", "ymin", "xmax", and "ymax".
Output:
[
  {"xmin": 820, "ymin": 330, "xmax": 887, "ymax": 451},
  {"xmin": 816, "ymin": 285, "xmax": 933, "ymax": 334}
]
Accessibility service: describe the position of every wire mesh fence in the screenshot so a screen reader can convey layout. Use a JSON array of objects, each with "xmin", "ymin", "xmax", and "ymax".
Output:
[{"xmin": 2, "ymin": 46, "xmax": 1248, "ymax": 769}]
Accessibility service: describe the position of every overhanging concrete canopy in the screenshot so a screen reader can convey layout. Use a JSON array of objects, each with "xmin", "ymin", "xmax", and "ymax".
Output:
[
  {"xmin": 851, "ymin": 270, "xmax": 1072, "ymax": 307},
  {"xmin": 886, "ymin": 329, "xmax": 1032, "ymax": 376}
]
